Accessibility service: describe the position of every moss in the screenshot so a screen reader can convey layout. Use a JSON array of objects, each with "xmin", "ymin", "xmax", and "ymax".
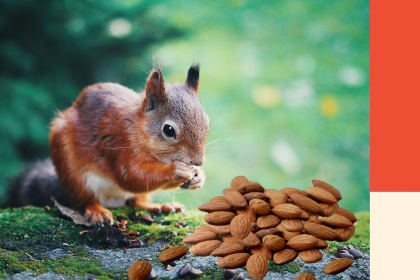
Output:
[
  {"xmin": 0, "ymin": 206, "xmax": 370, "ymax": 279},
  {"xmin": 0, "ymin": 247, "xmax": 126, "ymax": 279},
  {"xmin": 268, "ymin": 260, "xmax": 304, "ymax": 274},
  {"xmin": 350, "ymin": 211, "xmax": 370, "ymax": 244},
  {"xmin": 0, "ymin": 206, "xmax": 206, "ymax": 278}
]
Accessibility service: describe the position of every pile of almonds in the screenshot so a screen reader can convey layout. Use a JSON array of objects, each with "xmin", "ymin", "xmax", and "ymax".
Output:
[{"xmin": 182, "ymin": 176, "xmax": 358, "ymax": 279}]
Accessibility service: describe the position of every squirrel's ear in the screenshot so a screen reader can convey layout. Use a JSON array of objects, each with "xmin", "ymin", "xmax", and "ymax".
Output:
[
  {"xmin": 145, "ymin": 69, "xmax": 166, "ymax": 111},
  {"xmin": 185, "ymin": 64, "xmax": 200, "ymax": 94}
]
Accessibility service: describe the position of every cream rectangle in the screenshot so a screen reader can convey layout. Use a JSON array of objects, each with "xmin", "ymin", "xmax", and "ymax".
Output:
[{"xmin": 371, "ymin": 192, "xmax": 420, "ymax": 278}]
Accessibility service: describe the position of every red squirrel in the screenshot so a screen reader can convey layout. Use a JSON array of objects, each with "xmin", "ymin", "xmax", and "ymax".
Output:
[{"xmin": 4, "ymin": 64, "xmax": 209, "ymax": 226}]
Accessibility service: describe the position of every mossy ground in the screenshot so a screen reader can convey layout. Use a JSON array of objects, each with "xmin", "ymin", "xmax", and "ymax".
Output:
[{"xmin": 0, "ymin": 207, "xmax": 370, "ymax": 279}]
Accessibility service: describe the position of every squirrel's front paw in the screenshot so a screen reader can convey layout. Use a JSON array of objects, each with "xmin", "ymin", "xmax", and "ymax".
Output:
[
  {"xmin": 173, "ymin": 161, "xmax": 195, "ymax": 183},
  {"xmin": 184, "ymin": 167, "xmax": 206, "ymax": 190}
]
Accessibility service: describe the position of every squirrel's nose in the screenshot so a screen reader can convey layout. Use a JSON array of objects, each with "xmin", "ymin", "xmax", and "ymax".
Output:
[{"xmin": 190, "ymin": 157, "xmax": 205, "ymax": 166}]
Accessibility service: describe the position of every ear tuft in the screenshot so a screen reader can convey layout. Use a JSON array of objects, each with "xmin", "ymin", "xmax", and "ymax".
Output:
[
  {"xmin": 145, "ymin": 67, "xmax": 166, "ymax": 111},
  {"xmin": 185, "ymin": 64, "xmax": 200, "ymax": 93}
]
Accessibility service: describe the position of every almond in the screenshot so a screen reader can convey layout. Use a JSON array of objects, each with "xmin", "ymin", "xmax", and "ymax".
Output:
[
  {"xmin": 238, "ymin": 181, "xmax": 265, "ymax": 194},
  {"xmin": 255, "ymin": 227, "xmax": 281, "ymax": 239},
  {"xmin": 159, "ymin": 245, "xmax": 189, "ymax": 262},
  {"xmin": 251, "ymin": 222, "xmax": 261, "ymax": 233},
  {"xmin": 312, "ymin": 180, "xmax": 342, "ymax": 201},
  {"xmin": 276, "ymin": 224, "xmax": 301, "ymax": 241},
  {"xmin": 189, "ymin": 240, "xmax": 222, "ymax": 256},
  {"xmin": 289, "ymin": 193, "xmax": 321, "ymax": 214},
  {"xmin": 249, "ymin": 199, "xmax": 271, "ymax": 215},
  {"xmin": 243, "ymin": 192, "xmax": 269, "ymax": 201},
  {"xmin": 286, "ymin": 234, "xmax": 319, "ymax": 250},
  {"xmin": 279, "ymin": 187, "xmax": 304, "ymax": 196},
  {"xmin": 198, "ymin": 202, "xmax": 233, "ymax": 212},
  {"xmin": 298, "ymin": 249, "xmax": 323, "ymax": 263},
  {"xmin": 262, "ymin": 234, "xmax": 286, "ymax": 251},
  {"xmin": 257, "ymin": 215, "xmax": 281, "ymax": 229},
  {"xmin": 319, "ymin": 202, "xmax": 339, "ymax": 217},
  {"xmin": 128, "ymin": 261, "xmax": 152, "ymax": 280},
  {"xmin": 182, "ymin": 231, "xmax": 219, "ymax": 244},
  {"xmin": 303, "ymin": 222, "xmax": 338, "ymax": 241},
  {"xmin": 294, "ymin": 273, "xmax": 316, "ymax": 280},
  {"xmin": 230, "ymin": 215, "xmax": 252, "ymax": 239},
  {"xmin": 271, "ymin": 204, "xmax": 302, "ymax": 218},
  {"xmin": 335, "ymin": 207, "xmax": 357, "ymax": 223},
  {"xmin": 273, "ymin": 249, "xmax": 298, "ymax": 265},
  {"xmin": 318, "ymin": 214, "xmax": 353, "ymax": 227},
  {"xmin": 223, "ymin": 189, "xmax": 247, "ymax": 208},
  {"xmin": 308, "ymin": 214, "xmax": 322, "ymax": 224},
  {"xmin": 218, "ymin": 253, "xmax": 251, "ymax": 269},
  {"xmin": 211, "ymin": 243, "xmax": 246, "ymax": 257},
  {"xmin": 305, "ymin": 187, "xmax": 337, "ymax": 204},
  {"xmin": 204, "ymin": 211, "xmax": 236, "ymax": 225},
  {"xmin": 231, "ymin": 176, "xmax": 248, "ymax": 190},
  {"xmin": 210, "ymin": 196, "xmax": 227, "ymax": 203},
  {"xmin": 238, "ymin": 232, "xmax": 260, "ymax": 248},
  {"xmin": 335, "ymin": 225, "xmax": 355, "ymax": 242},
  {"xmin": 299, "ymin": 209, "xmax": 310, "ymax": 220},
  {"xmin": 194, "ymin": 225, "xmax": 211, "ymax": 233},
  {"xmin": 235, "ymin": 205, "xmax": 257, "ymax": 222},
  {"xmin": 281, "ymin": 219, "xmax": 304, "ymax": 232},
  {"xmin": 207, "ymin": 224, "xmax": 231, "ymax": 235},
  {"xmin": 221, "ymin": 233, "xmax": 241, "ymax": 244},
  {"xmin": 264, "ymin": 189, "xmax": 288, "ymax": 207},
  {"xmin": 315, "ymin": 239, "xmax": 328, "ymax": 249},
  {"xmin": 246, "ymin": 254, "xmax": 269, "ymax": 280},
  {"xmin": 249, "ymin": 244, "xmax": 273, "ymax": 260},
  {"xmin": 323, "ymin": 258, "xmax": 354, "ymax": 274}
]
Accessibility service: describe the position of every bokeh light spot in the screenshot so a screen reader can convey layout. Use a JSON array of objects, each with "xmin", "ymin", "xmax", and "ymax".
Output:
[
  {"xmin": 251, "ymin": 85, "xmax": 281, "ymax": 108},
  {"xmin": 271, "ymin": 140, "xmax": 301, "ymax": 176},
  {"xmin": 338, "ymin": 65, "xmax": 365, "ymax": 87},
  {"xmin": 108, "ymin": 18, "xmax": 132, "ymax": 38},
  {"xmin": 321, "ymin": 96, "xmax": 339, "ymax": 117}
]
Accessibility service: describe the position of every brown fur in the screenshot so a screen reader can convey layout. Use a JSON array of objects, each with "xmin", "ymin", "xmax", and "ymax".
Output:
[{"xmin": 47, "ymin": 65, "xmax": 208, "ymax": 224}]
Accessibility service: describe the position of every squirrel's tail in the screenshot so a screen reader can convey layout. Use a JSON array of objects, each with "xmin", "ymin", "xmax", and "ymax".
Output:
[{"xmin": 2, "ymin": 158, "xmax": 70, "ymax": 208}]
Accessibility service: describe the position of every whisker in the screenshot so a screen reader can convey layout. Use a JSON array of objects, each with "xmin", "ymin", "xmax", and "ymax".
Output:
[
  {"xmin": 189, "ymin": 190, "xmax": 202, "ymax": 205},
  {"xmin": 107, "ymin": 147, "xmax": 173, "ymax": 152},
  {"xmin": 206, "ymin": 138, "xmax": 222, "ymax": 145},
  {"xmin": 209, "ymin": 111, "xmax": 229, "ymax": 125}
]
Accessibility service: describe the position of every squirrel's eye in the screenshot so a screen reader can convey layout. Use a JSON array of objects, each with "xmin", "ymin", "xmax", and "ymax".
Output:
[{"xmin": 163, "ymin": 124, "xmax": 176, "ymax": 138}]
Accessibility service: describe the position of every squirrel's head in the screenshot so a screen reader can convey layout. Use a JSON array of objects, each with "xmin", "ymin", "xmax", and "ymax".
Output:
[{"xmin": 139, "ymin": 64, "xmax": 209, "ymax": 166}]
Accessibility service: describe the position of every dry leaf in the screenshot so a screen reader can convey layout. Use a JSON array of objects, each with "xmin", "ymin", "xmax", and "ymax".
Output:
[
  {"xmin": 117, "ymin": 220, "xmax": 128, "ymax": 231},
  {"xmin": 51, "ymin": 197, "xmax": 92, "ymax": 227}
]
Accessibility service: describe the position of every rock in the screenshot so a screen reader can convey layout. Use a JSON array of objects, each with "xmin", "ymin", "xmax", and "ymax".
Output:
[
  {"xmin": 340, "ymin": 252, "xmax": 354, "ymax": 259},
  {"xmin": 337, "ymin": 245, "xmax": 349, "ymax": 251},
  {"xmin": 178, "ymin": 263, "xmax": 192, "ymax": 278},
  {"xmin": 189, "ymin": 268, "xmax": 203, "ymax": 277},
  {"xmin": 234, "ymin": 272, "xmax": 245, "ymax": 280},
  {"xmin": 145, "ymin": 268, "xmax": 157, "ymax": 280},
  {"xmin": 142, "ymin": 215, "xmax": 154, "ymax": 225},
  {"xmin": 349, "ymin": 249, "xmax": 363, "ymax": 259},
  {"xmin": 336, "ymin": 249, "xmax": 349, "ymax": 257},
  {"xmin": 223, "ymin": 269, "xmax": 237, "ymax": 278}
]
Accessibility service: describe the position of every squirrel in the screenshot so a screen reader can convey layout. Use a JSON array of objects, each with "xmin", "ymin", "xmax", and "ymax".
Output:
[{"xmin": 3, "ymin": 64, "xmax": 209, "ymax": 227}]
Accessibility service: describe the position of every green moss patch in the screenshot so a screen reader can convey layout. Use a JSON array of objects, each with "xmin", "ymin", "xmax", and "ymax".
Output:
[
  {"xmin": 0, "ymin": 206, "xmax": 369, "ymax": 279},
  {"xmin": 269, "ymin": 260, "xmax": 304, "ymax": 274}
]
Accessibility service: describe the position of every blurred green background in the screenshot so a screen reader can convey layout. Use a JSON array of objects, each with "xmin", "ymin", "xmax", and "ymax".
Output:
[{"xmin": 0, "ymin": 0, "xmax": 369, "ymax": 213}]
